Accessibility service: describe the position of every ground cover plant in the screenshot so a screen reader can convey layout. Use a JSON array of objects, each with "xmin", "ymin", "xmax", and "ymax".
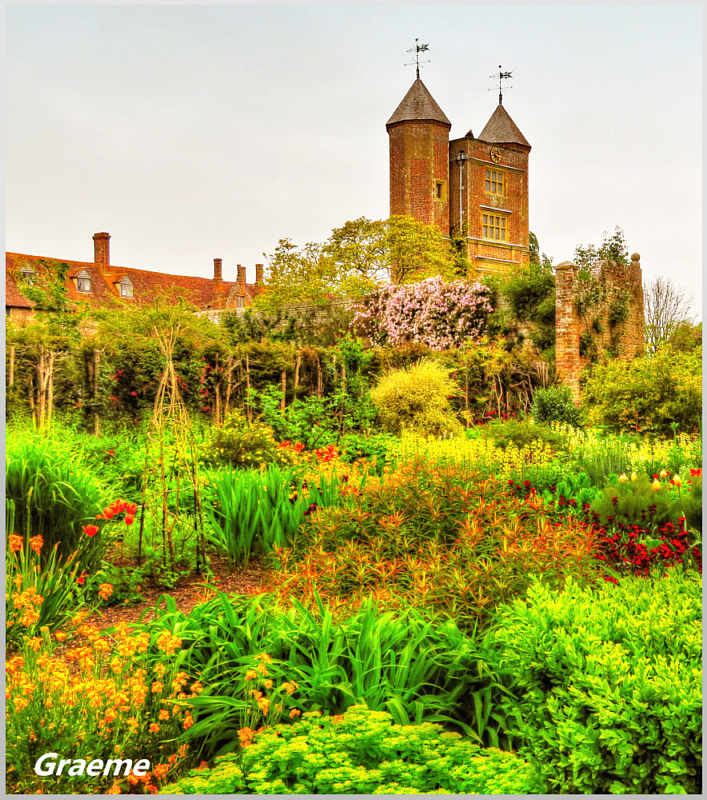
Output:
[{"xmin": 4, "ymin": 297, "xmax": 702, "ymax": 794}]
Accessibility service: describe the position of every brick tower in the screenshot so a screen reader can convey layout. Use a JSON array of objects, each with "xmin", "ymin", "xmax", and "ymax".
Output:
[
  {"xmin": 386, "ymin": 77, "xmax": 451, "ymax": 234},
  {"xmin": 387, "ymin": 70, "xmax": 531, "ymax": 278},
  {"xmin": 449, "ymin": 101, "xmax": 531, "ymax": 275}
]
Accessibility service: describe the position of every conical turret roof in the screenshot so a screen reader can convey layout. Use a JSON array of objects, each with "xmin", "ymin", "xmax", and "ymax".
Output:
[
  {"xmin": 478, "ymin": 104, "xmax": 530, "ymax": 147},
  {"xmin": 386, "ymin": 77, "xmax": 451, "ymax": 128}
]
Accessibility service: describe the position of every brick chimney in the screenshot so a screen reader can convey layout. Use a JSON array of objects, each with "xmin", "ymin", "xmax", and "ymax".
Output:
[
  {"xmin": 93, "ymin": 232, "xmax": 110, "ymax": 267},
  {"xmin": 213, "ymin": 258, "xmax": 223, "ymax": 281},
  {"xmin": 237, "ymin": 264, "xmax": 246, "ymax": 293},
  {"xmin": 255, "ymin": 263, "xmax": 264, "ymax": 286}
]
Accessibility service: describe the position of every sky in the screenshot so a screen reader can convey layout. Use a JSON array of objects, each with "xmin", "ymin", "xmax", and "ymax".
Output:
[{"xmin": 4, "ymin": 2, "xmax": 703, "ymax": 314}]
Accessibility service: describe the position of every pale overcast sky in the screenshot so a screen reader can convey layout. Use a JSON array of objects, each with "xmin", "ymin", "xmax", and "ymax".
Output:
[{"xmin": 4, "ymin": 2, "xmax": 703, "ymax": 313}]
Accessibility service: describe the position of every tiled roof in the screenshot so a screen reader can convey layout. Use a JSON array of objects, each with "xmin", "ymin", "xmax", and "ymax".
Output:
[
  {"xmin": 478, "ymin": 104, "xmax": 530, "ymax": 147},
  {"xmin": 4, "ymin": 268, "xmax": 35, "ymax": 309},
  {"xmin": 386, "ymin": 78, "xmax": 451, "ymax": 128},
  {"xmin": 5, "ymin": 252, "xmax": 262, "ymax": 311}
]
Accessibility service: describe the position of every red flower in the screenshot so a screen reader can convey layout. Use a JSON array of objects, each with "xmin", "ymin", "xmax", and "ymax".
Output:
[
  {"xmin": 77, "ymin": 571, "xmax": 88, "ymax": 586},
  {"xmin": 107, "ymin": 449, "xmax": 115, "ymax": 457},
  {"xmin": 83, "ymin": 524, "xmax": 99, "ymax": 537},
  {"xmin": 603, "ymin": 576, "xmax": 619, "ymax": 585},
  {"xmin": 125, "ymin": 515, "xmax": 135, "ymax": 526},
  {"xmin": 130, "ymin": 391, "xmax": 137, "ymax": 396}
]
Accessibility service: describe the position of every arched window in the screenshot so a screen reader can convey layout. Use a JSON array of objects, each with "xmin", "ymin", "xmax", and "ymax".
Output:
[
  {"xmin": 119, "ymin": 277, "xmax": 133, "ymax": 298},
  {"xmin": 77, "ymin": 269, "xmax": 92, "ymax": 293}
]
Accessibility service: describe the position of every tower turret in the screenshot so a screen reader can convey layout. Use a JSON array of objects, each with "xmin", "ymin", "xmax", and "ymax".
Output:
[{"xmin": 386, "ymin": 77, "xmax": 451, "ymax": 233}]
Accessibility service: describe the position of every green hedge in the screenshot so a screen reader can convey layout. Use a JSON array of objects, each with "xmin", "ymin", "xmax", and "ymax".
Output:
[
  {"xmin": 161, "ymin": 705, "xmax": 544, "ymax": 794},
  {"xmin": 483, "ymin": 572, "xmax": 702, "ymax": 793}
]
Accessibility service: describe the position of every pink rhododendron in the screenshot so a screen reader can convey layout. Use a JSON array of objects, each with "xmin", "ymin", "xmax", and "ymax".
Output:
[{"xmin": 354, "ymin": 276, "xmax": 492, "ymax": 349}]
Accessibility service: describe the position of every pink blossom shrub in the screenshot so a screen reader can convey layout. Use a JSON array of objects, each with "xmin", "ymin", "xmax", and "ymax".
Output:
[{"xmin": 354, "ymin": 276, "xmax": 493, "ymax": 350}]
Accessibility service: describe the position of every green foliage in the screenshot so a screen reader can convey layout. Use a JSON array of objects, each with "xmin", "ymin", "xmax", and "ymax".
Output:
[
  {"xmin": 531, "ymin": 385, "xmax": 582, "ymax": 427},
  {"xmin": 504, "ymin": 263, "xmax": 555, "ymax": 323},
  {"xmin": 205, "ymin": 409, "xmax": 291, "ymax": 468},
  {"xmin": 583, "ymin": 347, "xmax": 702, "ymax": 435},
  {"xmin": 480, "ymin": 418, "xmax": 564, "ymax": 449},
  {"xmin": 135, "ymin": 593, "xmax": 516, "ymax": 758},
  {"xmin": 338, "ymin": 432, "xmax": 395, "ymax": 471},
  {"xmin": 574, "ymin": 225, "xmax": 629, "ymax": 269},
  {"xmin": 162, "ymin": 706, "xmax": 544, "ymax": 794},
  {"xmin": 5, "ymin": 434, "xmax": 107, "ymax": 570},
  {"xmin": 371, "ymin": 359, "xmax": 462, "ymax": 437},
  {"xmin": 484, "ymin": 573, "xmax": 702, "ymax": 793},
  {"xmin": 203, "ymin": 466, "xmax": 346, "ymax": 565},
  {"xmin": 591, "ymin": 473, "xmax": 702, "ymax": 533}
]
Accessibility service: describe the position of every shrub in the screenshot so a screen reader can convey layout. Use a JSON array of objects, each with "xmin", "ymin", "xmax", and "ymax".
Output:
[
  {"xmin": 531, "ymin": 385, "xmax": 582, "ymax": 427},
  {"xmin": 481, "ymin": 418, "xmax": 564, "ymax": 449},
  {"xmin": 484, "ymin": 573, "xmax": 702, "ymax": 793},
  {"xmin": 275, "ymin": 461, "xmax": 599, "ymax": 629},
  {"xmin": 583, "ymin": 347, "xmax": 701, "ymax": 435},
  {"xmin": 204, "ymin": 409, "xmax": 292, "ymax": 468},
  {"xmin": 371, "ymin": 359, "xmax": 462, "ymax": 437},
  {"xmin": 161, "ymin": 706, "xmax": 545, "ymax": 794},
  {"xmin": 6, "ymin": 434, "xmax": 106, "ymax": 569}
]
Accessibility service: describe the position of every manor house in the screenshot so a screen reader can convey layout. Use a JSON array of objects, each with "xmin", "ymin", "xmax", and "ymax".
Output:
[{"xmin": 5, "ymin": 232, "xmax": 263, "ymax": 322}]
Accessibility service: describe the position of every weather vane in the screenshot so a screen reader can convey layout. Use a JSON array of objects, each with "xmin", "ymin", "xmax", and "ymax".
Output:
[
  {"xmin": 405, "ymin": 38, "xmax": 430, "ymax": 79},
  {"xmin": 489, "ymin": 65, "xmax": 513, "ymax": 105}
]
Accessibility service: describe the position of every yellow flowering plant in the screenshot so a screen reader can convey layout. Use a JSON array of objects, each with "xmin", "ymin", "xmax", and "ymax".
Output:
[{"xmin": 5, "ymin": 619, "xmax": 201, "ymax": 794}]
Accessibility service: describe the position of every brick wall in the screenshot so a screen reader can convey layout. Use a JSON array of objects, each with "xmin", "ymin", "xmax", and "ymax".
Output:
[{"xmin": 555, "ymin": 255, "xmax": 645, "ymax": 402}]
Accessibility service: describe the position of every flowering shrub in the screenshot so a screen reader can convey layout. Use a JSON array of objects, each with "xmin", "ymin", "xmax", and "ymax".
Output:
[
  {"xmin": 370, "ymin": 359, "xmax": 462, "ymax": 437},
  {"xmin": 5, "ymin": 618, "xmax": 199, "ymax": 794},
  {"xmin": 355, "ymin": 276, "xmax": 493, "ymax": 350},
  {"xmin": 161, "ymin": 705, "xmax": 545, "ymax": 794},
  {"xmin": 204, "ymin": 409, "xmax": 295, "ymax": 468},
  {"xmin": 483, "ymin": 572, "xmax": 702, "ymax": 793}
]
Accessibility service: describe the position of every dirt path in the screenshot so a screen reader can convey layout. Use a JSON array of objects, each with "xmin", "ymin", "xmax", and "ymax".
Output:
[{"xmin": 89, "ymin": 553, "xmax": 270, "ymax": 631}]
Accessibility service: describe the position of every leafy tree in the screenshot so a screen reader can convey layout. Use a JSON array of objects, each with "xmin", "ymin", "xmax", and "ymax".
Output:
[
  {"xmin": 574, "ymin": 226, "xmax": 629, "ymax": 269},
  {"xmin": 385, "ymin": 215, "xmax": 455, "ymax": 284},
  {"xmin": 643, "ymin": 276, "xmax": 693, "ymax": 353}
]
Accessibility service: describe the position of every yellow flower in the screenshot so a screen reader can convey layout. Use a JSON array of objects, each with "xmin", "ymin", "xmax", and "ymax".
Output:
[
  {"xmin": 618, "ymin": 473, "xmax": 628, "ymax": 483},
  {"xmin": 651, "ymin": 478, "xmax": 662, "ymax": 491}
]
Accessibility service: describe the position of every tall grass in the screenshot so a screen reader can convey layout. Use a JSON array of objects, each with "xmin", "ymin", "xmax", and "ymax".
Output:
[
  {"xmin": 203, "ymin": 466, "xmax": 355, "ymax": 565},
  {"xmin": 6, "ymin": 434, "xmax": 106, "ymax": 568}
]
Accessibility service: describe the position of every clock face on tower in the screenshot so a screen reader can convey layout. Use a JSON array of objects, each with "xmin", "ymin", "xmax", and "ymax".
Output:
[{"xmin": 490, "ymin": 147, "xmax": 502, "ymax": 163}]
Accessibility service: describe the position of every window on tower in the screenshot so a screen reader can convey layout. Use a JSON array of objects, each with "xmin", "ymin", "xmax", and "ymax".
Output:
[
  {"xmin": 435, "ymin": 181, "xmax": 443, "ymax": 199},
  {"xmin": 484, "ymin": 168, "xmax": 505, "ymax": 197},
  {"xmin": 482, "ymin": 214, "xmax": 508, "ymax": 241}
]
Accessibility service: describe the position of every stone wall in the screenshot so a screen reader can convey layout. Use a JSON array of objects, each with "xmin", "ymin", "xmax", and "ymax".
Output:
[{"xmin": 555, "ymin": 253, "xmax": 645, "ymax": 402}]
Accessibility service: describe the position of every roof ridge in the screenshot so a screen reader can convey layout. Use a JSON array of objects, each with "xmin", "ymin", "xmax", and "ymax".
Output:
[{"xmin": 477, "ymin": 104, "xmax": 530, "ymax": 147}]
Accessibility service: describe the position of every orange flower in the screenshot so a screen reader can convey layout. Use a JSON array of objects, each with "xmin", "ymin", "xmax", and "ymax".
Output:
[
  {"xmin": 9, "ymin": 534, "xmax": 23, "ymax": 553},
  {"xmin": 158, "ymin": 709, "xmax": 170, "ymax": 721},
  {"xmin": 183, "ymin": 713, "xmax": 194, "ymax": 730},
  {"xmin": 289, "ymin": 708, "xmax": 301, "ymax": 718},
  {"xmin": 148, "ymin": 723, "xmax": 160, "ymax": 734},
  {"xmin": 82, "ymin": 524, "xmax": 99, "ymax": 538},
  {"xmin": 98, "ymin": 583, "xmax": 113, "ymax": 601},
  {"xmin": 29, "ymin": 535, "xmax": 44, "ymax": 554}
]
